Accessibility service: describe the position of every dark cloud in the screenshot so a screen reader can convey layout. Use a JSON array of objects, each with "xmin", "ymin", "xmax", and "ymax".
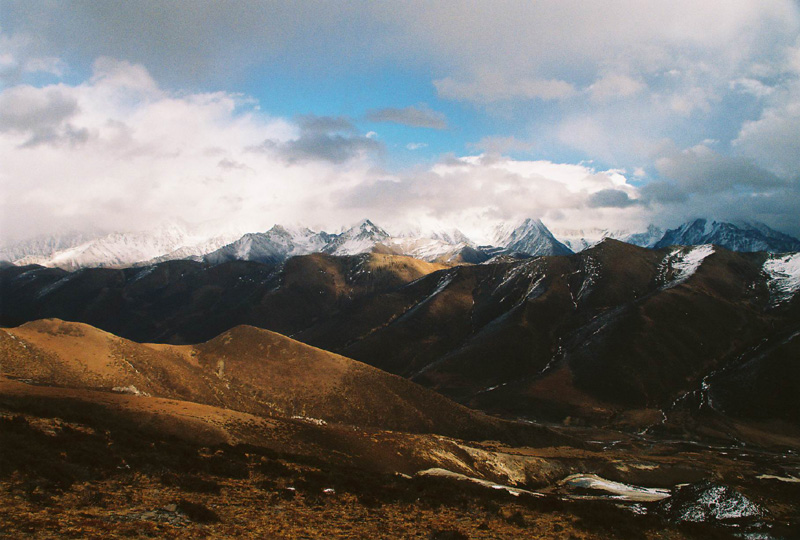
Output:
[
  {"xmin": 257, "ymin": 115, "xmax": 381, "ymax": 164},
  {"xmin": 297, "ymin": 114, "xmax": 356, "ymax": 134},
  {"xmin": 655, "ymin": 145, "xmax": 784, "ymax": 194},
  {"xmin": 20, "ymin": 124, "xmax": 90, "ymax": 148},
  {"xmin": 0, "ymin": 86, "xmax": 78, "ymax": 133},
  {"xmin": 639, "ymin": 181, "xmax": 689, "ymax": 204},
  {"xmin": 0, "ymin": 86, "xmax": 88, "ymax": 147},
  {"xmin": 365, "ymin": 105, "xmax": 447, "ymax": 129},
  {"xmin": 586, "ymin": 189, "xmax": 637, "ymax": 208},
  {"xmin": 271, "ymin": 133, "xmax": 381, "ymax": 164}
]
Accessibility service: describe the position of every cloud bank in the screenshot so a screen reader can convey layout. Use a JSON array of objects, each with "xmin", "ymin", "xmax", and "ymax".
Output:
[{"xmin": 2, "ymin": 2, "xmax": 800, "ymax": 240}]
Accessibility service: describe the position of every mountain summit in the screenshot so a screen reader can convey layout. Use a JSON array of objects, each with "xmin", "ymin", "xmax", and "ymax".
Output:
[
  {"xmin": 493, "ymin": 218, "xmax": 573, "ymax": 257},
  {"xmin": 322, "ymin": 219, "xmax": 391, "ymax": 256}
]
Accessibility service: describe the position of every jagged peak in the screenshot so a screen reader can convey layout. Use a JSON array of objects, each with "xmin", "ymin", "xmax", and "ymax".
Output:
[{"xmin": 346, "ymin": 219, "xmax": 389, "ymax": 237}]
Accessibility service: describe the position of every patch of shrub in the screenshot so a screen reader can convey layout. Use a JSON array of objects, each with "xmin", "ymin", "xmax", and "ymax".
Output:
[
  {"xmin": 258, "ymin": 458, "xmax": 292, "ymax": 478},
  {"xmin": 177, "ymin": 499, "xmax": 221, "ymax": 523},
  {"xmin": 160, "ymin": 473, "xmax": 221, "ymax": 494},
  {"xmin": 202, "ymin": 453, "xmax": 249, "ymax": 479}
]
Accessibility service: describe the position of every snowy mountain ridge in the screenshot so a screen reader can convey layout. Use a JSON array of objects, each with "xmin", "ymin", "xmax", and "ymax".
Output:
[
  {"xmin": 552, "ymin": 224, "xmax": 664, "ymax": 252},
  {"xmin": 3, "ymin": 217, "xmax": 799, "ymax": 269},
  {"xmin": 654, "ymin": 219, "xmax": 800, "ymax": 253}
]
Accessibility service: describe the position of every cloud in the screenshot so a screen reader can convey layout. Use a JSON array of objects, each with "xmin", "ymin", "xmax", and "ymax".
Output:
[
  {"xmin": 0, "ymin": 85, "xmax": 79, "ymax": 136},
  {"xmin": 261, "ymin": 133, "xmax": 381, "ymax": 164},
  {"xmin": 733, "ymin": 69, "xmax": 800, "ymax": 177},
  {"xmin": 655, "ymin": 144, "xmax": 783, "ymax": 193},
  {"xmin": 586, "ymin": 189, "xmax": 638, "ymax": 208},
  {"xmin": 4, "ymin": 3, "xmax": 800, "ymax": 239},
  {"xmin": 335, "ymin": 155, "xmax": 649, "ymax": 241},
  {"xmin": 588, "ymin": 74, "xmax": 645, "ymax": 102},
  {"xmin": 257, "ymin": 114, "xmax": 381, "ymax": 164},
  {"xmin": 435, "ymin": 75, "xmax": 577, "ymax": 103},
  {"xmin": 406, "ymin": 142, "xmax": 427, "ymax": 150},
  {"xmin": 467, "ymin": 136, "xmax": 535, "ymax": 155},
  {"xmin": 6, "ymin": 2, "xmax": 796, "ymax": 89},
  {"xmin": 0, "ymin": 59, "xmax": 378, "ymax": 242},
  {"xmin": 366, "ymin": 105, "xmax": 447, "ymax": 129},
  {"xmin": 639, "ymin": 181, "xmax": 689, "ymax": 204},
  {"xmin": 297, "ymin": 114, "xmax": 356, "ymax": 134}
]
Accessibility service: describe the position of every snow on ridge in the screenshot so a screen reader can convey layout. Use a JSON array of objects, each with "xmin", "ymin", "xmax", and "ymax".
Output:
[
  {"xmin": 764, "ymin": 252, "xmax": 800, "ymax": 305},
  {"xmin": 659, "ymin": 244, "xmax": 715, "ymax": 289}
]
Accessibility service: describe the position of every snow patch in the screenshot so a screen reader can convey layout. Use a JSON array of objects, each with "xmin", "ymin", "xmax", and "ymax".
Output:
[
  {"xmin": 658, "ymin": 244, "xmax": 714, "ymax": 289},
  {"xmin": 756, "ymin": 473, "xmax": 800, "ymax": 483},
  {"xmin": 763, "ymin": 252, "xmax": 800, "ymax": 305},
  {"xmin": 111, "ymin": 385, "xmax": 150, "ymax": 397},
  {"xmin": 559, "ymin": 473, "xmax": 671, "ymax": 502},
  {"xmin": 416, "ymin": 468, "xmax": 543, "ymax": 498},
  {"xmin": 290, "ymin": 415, "xmax": 327, "ymax": 426}
]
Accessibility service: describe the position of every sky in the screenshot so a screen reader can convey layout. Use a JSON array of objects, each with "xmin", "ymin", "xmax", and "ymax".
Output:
[{"xmin": 2, "ymin": 0, "xmax": 800, "ymax": 243}]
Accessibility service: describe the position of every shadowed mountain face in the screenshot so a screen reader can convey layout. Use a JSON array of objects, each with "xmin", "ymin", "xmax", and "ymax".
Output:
[
  {"xmin": 0, "ymin": 253, "xmax": 446, "ymax": 344},
  {"xmin": 2, "ymin": 241, "xmax": 799, "ymax": 428}
]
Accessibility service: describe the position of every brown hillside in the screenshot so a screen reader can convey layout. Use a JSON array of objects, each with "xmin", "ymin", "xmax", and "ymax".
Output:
[{"xmin": 0, "ymin": 319, "xmax": 558, "ymax": 443}]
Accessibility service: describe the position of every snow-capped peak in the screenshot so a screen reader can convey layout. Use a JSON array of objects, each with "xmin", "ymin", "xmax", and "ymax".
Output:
[
  {"xmin": 493, "ymin": 218, "xmax": 573, "ymax": 257},
  {"xmin": 322, "ymin": 219, "xmax": 391, "ymax": 256}
]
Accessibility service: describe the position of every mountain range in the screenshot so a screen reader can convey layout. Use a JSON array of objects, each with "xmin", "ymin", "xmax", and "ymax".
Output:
[
  {"xmin": 4, "ymin": 240, "xmax": 799, "ymax": 432},
  {"xmin": 3, "ymin": 217, "xmax": 798, "ymax": 270}
]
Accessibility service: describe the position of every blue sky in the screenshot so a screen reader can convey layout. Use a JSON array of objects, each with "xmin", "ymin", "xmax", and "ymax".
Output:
[{"xmin": 2, "ymin": 1, "xmax": 800, "ymax": 241}]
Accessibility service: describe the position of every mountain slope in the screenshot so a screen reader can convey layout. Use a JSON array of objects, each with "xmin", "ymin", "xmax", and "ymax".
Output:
[
  {"xmin": 204, "ymin": 225, "xmax": 330, "ymax": 265},
  {"xmin": 0, "ymin": 253, "xmax": 447, "ymax": 344},
  {"xmin": 654, "ymin": 219, "xmax": 800, "ymax": 253},
  {"xmin": 2, "ymin": 223, "xmax": 242, "ymax": 269},
  {"xmin": 553, "ymin": 225, "xmax": 664, "ymax": 252}
]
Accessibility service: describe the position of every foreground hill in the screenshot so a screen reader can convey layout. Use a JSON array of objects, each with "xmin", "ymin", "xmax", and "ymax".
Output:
[{"xmin": 0, "ymin": 319, "xmax": 546, "ymax": 443}]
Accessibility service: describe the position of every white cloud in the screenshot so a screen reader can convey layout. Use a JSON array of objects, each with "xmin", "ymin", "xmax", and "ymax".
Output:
[
  {"xmin": 733, "ymin": 66, "xmax": 800, "ymax": 177},
  {"xmin": 0, "ymin": 53, "xmax": 656, "ymax": 244},
  {"xmin": 406, "ymin": 142, "xmax": 427, "ymax": 150},
  {"xmin": 589, "ymin": 74, "xmax": 645, "ymax": 102},
  {"xmin": 0, "ymin": 59, "xmax": 378, "ymax": 242},
  {"xmin": 335, "ymin": 155, "xmax": 648, "ymax": 242}
]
